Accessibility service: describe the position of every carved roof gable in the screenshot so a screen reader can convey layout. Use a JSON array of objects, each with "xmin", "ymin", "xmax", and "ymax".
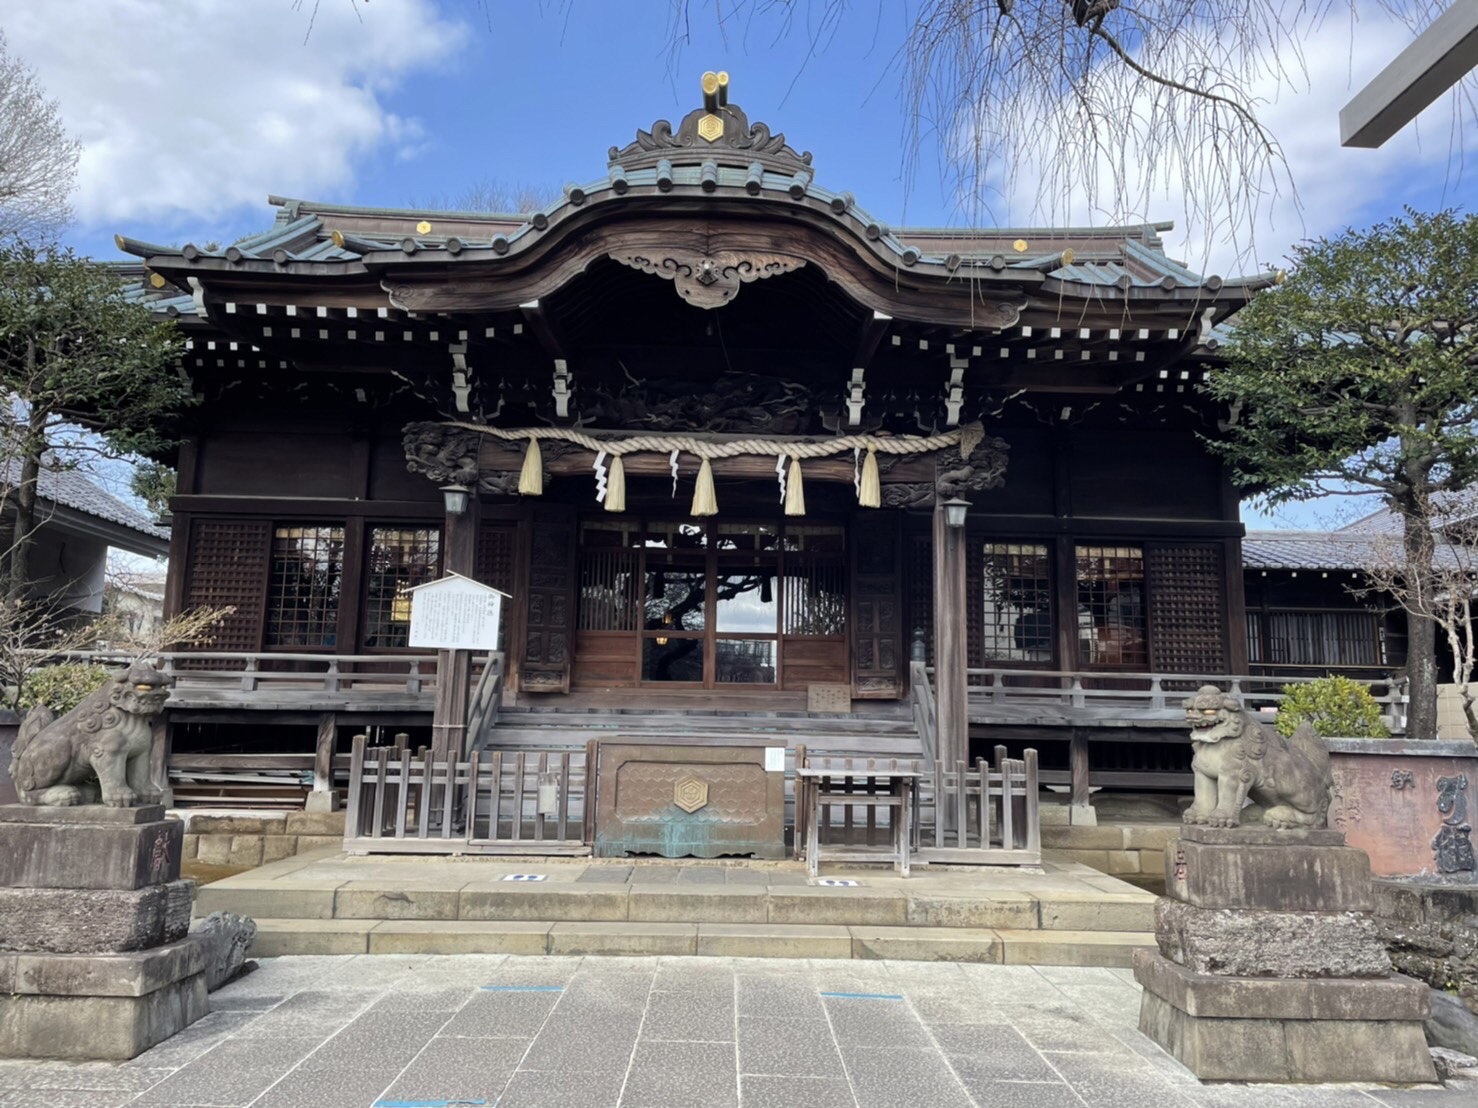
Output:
[{"xmin": 608, "ymin": 71, "xmax": 812, "ymax": 174}]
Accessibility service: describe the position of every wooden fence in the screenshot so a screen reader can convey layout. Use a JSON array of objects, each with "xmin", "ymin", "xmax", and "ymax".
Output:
[
  {"xmin": 914, "ymin": 746, "xmax": 1041, "ymax": 864},
  {"xmin": 342, "ymin": 735, "xmax": 591, "ymax": 855}
]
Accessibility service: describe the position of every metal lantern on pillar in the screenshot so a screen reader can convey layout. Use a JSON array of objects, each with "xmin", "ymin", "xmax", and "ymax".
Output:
[
  {"xmin": 440, "ymin": 484, "xmax": 469, "ymax": 515},
  {"xmin": 942, "ymin": 497, "xmax": 971, "ymax": 529}
]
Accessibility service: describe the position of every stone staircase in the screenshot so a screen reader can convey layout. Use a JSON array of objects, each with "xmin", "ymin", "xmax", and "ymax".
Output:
[{"xmin": 194, "ymin": 852, "xmax": 1156, "ymax": 968}]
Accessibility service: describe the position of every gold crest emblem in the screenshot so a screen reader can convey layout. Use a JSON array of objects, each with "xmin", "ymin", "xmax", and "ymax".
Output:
[
  {"xmin": 698, "ymin": 113, "xmax": 724, "ymax": 143},
  {"xmin": 674, "ymin": 775, "xmax": 709, "ymax": 813},
  {"xmin": 415, "ymin": 220, "xmax": 432, "ymax": 235}
]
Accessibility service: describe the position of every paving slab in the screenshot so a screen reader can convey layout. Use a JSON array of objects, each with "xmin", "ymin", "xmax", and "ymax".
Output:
[
  {"xmin": 0, "ymin": 954, "xmax": 1462, "ymax": 1108},
  {"xmin": 697, "ymin": 922, "xmax": 853, "ymax": 959}
]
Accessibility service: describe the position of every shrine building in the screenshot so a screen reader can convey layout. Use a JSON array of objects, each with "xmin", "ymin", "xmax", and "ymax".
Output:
[{"xmin": 112, "ymin": 74, "xmax": 1398, "ymax": 808}]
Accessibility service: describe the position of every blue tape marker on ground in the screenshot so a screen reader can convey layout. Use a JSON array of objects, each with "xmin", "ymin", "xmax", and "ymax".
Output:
[
  {"xmin": 819, "ymin": 992, "xmax": 904, "ymax": 1000},
  {"xmin": 478, "ymin": 985, "xmax": 564, "ymax": 992}
]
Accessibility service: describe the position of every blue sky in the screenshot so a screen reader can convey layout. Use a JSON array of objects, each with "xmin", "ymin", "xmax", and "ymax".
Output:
[{"xmin": 6, "ymin": 1, "xmax": 1473, "ymax": 530}]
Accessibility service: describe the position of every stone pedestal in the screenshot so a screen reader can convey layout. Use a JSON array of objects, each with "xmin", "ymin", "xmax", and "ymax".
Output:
[
  {"xmin": 0, "ymin": 805, "xmax": 207, "ymax": 1060},
  {"xmin": 1135, "ymin": 825, "xmax": 1437, "ymax": 1083}
]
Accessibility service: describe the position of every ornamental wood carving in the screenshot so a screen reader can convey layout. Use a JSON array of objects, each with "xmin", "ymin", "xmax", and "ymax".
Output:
[
  {"xmin": 609, "ymin": 249, "xmax": 806, "ymax": 309},
  {"xmin": 403, "ymin": 421, "xmax": 479, "ymax": 486},
  {"xmin": 608, "ymin": 101, "xmax": 812, "ymax": 174}
]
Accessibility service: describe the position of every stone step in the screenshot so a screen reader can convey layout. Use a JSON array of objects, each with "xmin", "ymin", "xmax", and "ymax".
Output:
[
  {"xmin": 196, "ymin": 876, "xmax": 1155, "ymax": 934},
  {"xmin": 245, "ymin": 918, "xmax": 1154, "ymax": 966}
]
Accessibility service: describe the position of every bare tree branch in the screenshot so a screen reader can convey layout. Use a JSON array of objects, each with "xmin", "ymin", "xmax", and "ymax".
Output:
[{"xmin": 0, "ymin": 31, "xmax": 79, "ymax": 243}]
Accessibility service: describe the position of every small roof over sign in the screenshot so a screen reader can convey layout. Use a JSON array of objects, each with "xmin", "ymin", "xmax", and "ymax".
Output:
[{"xmin": 409, "ymin": 571, "xmax": 510, "ymax": 598}]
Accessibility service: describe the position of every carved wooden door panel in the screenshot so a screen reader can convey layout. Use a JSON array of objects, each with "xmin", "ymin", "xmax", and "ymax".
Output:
[
  {"xmin": 850, "ymin": 513, "xmax": 904, "ymax": 698},
  {"xmin": 519, "ymin": 505, "xmax": 577, "ymax": 693}
]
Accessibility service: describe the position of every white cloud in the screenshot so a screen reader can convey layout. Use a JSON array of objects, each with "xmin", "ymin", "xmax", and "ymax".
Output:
[{"xmin": 3, "ymin": 0, "xmax": 466, "ymax": 229}]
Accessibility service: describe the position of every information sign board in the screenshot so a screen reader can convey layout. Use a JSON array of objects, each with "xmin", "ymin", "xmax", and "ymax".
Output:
[{"xmin": 407, "ymin": 573, "xmax": 507, "ymax": 651}]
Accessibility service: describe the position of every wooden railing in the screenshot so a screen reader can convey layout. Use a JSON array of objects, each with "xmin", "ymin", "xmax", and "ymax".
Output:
[
  {"xmin": 908, "ymin": 660, "xmax": 939, "ymax": 765},
  {"xmin": 963, "ymin": 667, "xmax": 1409, "ymax": 734},
  {"xmin": 914, "ymin": 746, "xmax": 1041, "ymax": 864},
  {"xmin": 57, "ymin": 650, "xmax": 444, "ymax": 703},
  {"xmin": 343, "ymin": 735, "xmax": 591, "ymax": 855}
]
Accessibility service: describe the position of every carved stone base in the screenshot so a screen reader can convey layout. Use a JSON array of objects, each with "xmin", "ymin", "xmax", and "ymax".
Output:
[
  {"xmin": 0, "ymin": 941, "xmax": 208, "ymax": 1060},
  {"xmin": 1135, "ymin": 951, "xmax": 1435, "ymax": 1083},
  {"xmin": 1154, "ymin": 898, "xmax": 1390, "ymax": 978},
  {"xmin": 0, "ymin": 880, "xmax": 194, "ymax": 954},
  {"xmin": 0, "ymin": 805, "xmax": 181, "ymax": 890}
]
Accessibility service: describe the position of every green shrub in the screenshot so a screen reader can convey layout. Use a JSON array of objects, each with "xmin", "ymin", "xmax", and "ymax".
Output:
[
  {"xmin": 18, "ymin": 664, "xmax": 112, "ymax": 717},
  {"xmin": 1277, "ymin": 675, "xmax": 1390, "ymax": 738}
]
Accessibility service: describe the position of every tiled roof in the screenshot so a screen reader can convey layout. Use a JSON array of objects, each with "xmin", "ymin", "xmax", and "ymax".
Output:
[
  {"xmin": 116, "ymin": 181, "xmax": 1266, "ymax": 309},
  {"xmin": 1243, "ymin": 529, "xmax": 1466, "ymax": 572},
  {"xmin": 1242, "ymin": 531, "xmax": 1383, "ymax": 570},
  {"xmin": 2, "ymin": 456, "xmax": 168, "ymax": 545}
]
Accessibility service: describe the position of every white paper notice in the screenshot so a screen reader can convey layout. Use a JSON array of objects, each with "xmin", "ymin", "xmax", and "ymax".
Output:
[
  {"xmin": 764, "ymin": 746, "xmax": 785, "ymax": 772},
  {"xmin": 407, "ymin": 575, "xmax": 506, "ymax": 650}
]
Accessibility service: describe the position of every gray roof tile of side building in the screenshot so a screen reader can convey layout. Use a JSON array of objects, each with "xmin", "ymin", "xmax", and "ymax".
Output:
[
  {"xmin": 2, "ymin": 456, "xmax": 168, "ymax": 543},
  {"xmin": 1243, "ymin": 528, "xmax": 1469, "ymax": 572},
  {"xmin": 1241, "ymin": 531, "xmax": 1385, "ymax": 570}
]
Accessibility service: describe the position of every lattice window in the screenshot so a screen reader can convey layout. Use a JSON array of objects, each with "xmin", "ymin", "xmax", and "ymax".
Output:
[
  {"xmin": 363, "ymin": 526, "xmax": 440, "ymax": 649},
  {"xmin": 578, "ymin": 547, "xmax": 639, "ymax": 631},
  {"xmin": 1146, "ymin": 545, "xmax": 1227, "ymax": 674},
  {"xmin": 783, "ymin": 556, "xmax": 846, "ymax": 635},
  {"xmin": 265, "ymin": 525, "xmax": 344, "ymax": 648},
  {"xmin": 476, "ymin": 523, "xmax": 517, "ymax": 594},
  {"xmin": 981, "ymin": 543, "xmax": 1053, "ymax": 662},
  {"xmin": 1075, "ymin": 545, "xmax": 1148, "ymax": 667},
  {"xmin": 1249, "ymin": 610, "xmax": 1384, "ymax": 668},
  {"xmin": 182, "ymin": 520, "xmax": 271, "ymax": 653}
]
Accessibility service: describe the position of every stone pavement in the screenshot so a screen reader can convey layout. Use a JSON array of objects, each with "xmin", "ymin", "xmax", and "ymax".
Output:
[{"xmin": 0, "ymin": 954, "xmax": 1472, "ymax": 1108}]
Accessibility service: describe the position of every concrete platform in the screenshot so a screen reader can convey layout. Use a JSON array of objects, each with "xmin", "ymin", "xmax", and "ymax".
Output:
[{"xmin": 197, "ymin": 850, "xmax": 1159, "ymax": 966}]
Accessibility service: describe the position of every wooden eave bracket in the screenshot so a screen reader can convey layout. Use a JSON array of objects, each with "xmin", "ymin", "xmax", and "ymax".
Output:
[
  {"xmin": 449, "ymin": 342, "xmax": 472, "ymax": 413},
  {"xmin": 551, "ymin": 358, "xmax": 574, "ymax": 418},
  {"xmin": 944, "ymin": 356, "xmax": 968, "ymax": 427}
]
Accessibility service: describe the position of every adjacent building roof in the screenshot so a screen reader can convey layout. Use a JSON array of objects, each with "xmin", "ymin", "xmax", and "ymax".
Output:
[
  {"xmin": 2, "ymin": 456, "xmax": 169, "ymax": 554},
  {"xmin": 1242, "ymin": 531, "xmax": 1384, "ymax": 571}
]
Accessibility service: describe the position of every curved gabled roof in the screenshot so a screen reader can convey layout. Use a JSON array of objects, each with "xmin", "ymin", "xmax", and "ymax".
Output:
[{"xmin": 115, "ymin": 88, "xmax": 1268, "ymax": 334}]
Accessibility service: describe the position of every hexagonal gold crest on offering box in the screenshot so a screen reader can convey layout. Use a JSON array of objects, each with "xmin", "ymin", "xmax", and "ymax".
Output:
[{"xmin": 673, "ymin": 775, "xmax": 709, "ymax": 813}]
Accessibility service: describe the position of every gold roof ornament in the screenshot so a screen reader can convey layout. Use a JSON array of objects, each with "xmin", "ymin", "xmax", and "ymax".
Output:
[
  {"xmin": 415, "ymin": 220, "xmax": 433, "ymax": 235},
  {"xmin": 148, "ymin": 272, "xmax": 167, "ymax": 289},
  {"xmin": 1013, "ymin": 239, "xmax": 1029, "ymax": 252},
  {"xmin": 698, "ymin": 70, "xmax": 729, "ymax": 142}
]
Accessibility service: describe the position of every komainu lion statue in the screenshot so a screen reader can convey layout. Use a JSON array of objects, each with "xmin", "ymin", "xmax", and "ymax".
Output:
[
  {"xmin": 9, "ymin": 662, "xmax": 171, "ymax": 807},
  {"xmin": 1182, "ymin": 684, "xmax": 1333, "ymax": 829}
]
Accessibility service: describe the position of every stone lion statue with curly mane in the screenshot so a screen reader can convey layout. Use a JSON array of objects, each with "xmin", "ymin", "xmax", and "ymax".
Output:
[
  {"xmin": 1182, "ymin": 684, "xmax": 1333, "ymax": 830},
  {"xmin": 10, "ymin": 662, "xmax": 171, "ymax": 807}
]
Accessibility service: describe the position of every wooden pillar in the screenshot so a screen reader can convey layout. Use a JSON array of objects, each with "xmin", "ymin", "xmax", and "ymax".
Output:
[
  {"xmin": 932, "ymin": 502, "xmax": 968, "ymax": 771},
  {"xmin": 431, "ymin": 493, "xmax": 481, "ymax": 761}
]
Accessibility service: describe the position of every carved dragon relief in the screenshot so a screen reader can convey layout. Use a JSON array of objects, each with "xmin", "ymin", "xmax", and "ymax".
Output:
[
  {"xmin": 404, "ymin": 421, "xmax": 480, "ymax": 486},
  {"xmin": 880, "ymin": 433, "xmax": 1010, "ymax": 509},
  {"xmin": 609, "ymin": 250, "xmax": 806, "ymax": 309}
]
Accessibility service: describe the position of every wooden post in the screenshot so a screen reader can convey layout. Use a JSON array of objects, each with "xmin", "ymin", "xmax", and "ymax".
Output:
[
  {"xmin": 1069, "ymin": 726, "xmax": 1092, "ymax": 816},
  {"xmin": 312, "ymin": 712, "xmax": 336, "ymax": 795},
  {"xmin": 931, "ymin": 502, "xmax": 968, "ymax": 772},
  {"xmin": 430, "ymin": 493, "xmax": 481, "ymax": 763}
]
